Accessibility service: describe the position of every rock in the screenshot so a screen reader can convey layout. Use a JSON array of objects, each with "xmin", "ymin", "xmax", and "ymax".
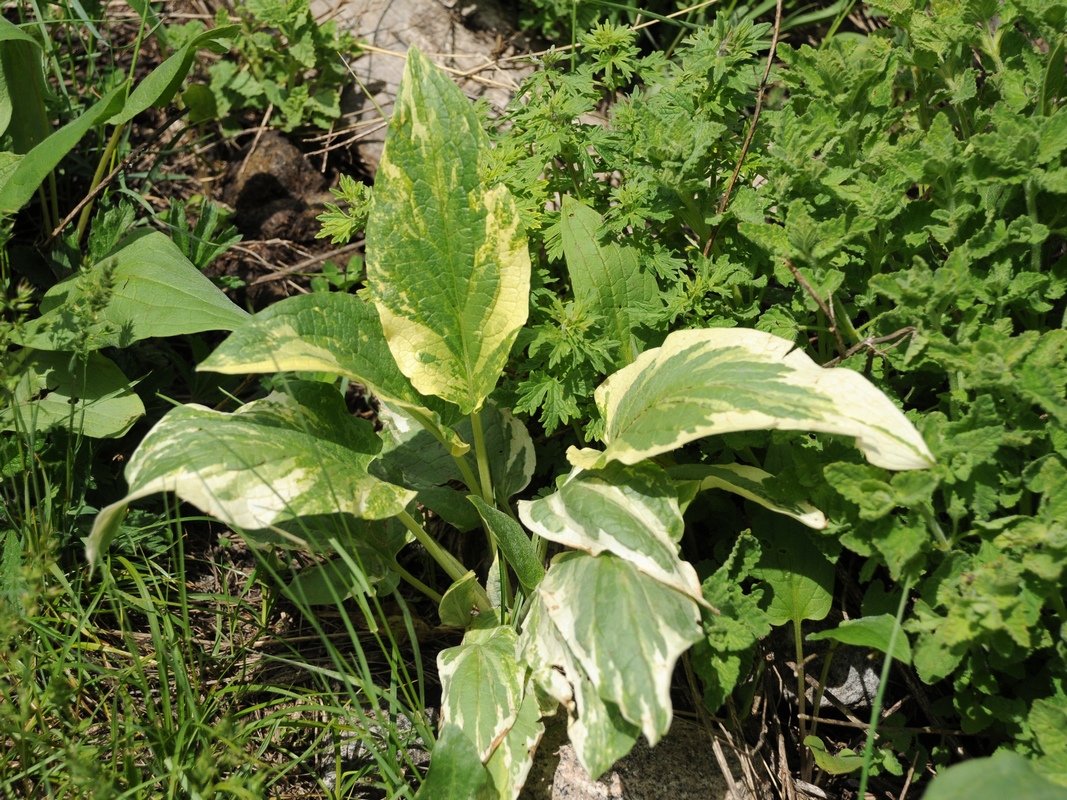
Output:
[{"xmin": 310, "ymin": 0, "xmax": 537, "ymax": 174}]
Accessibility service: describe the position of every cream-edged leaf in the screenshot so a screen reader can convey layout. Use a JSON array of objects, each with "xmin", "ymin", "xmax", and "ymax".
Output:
[
  {"xmin": 569, "ymin": 328, "xmax": 935, "ymax": 472},
  {"xmin": 366, "ymin": 47, "xmax": 529, "ymax": 414},
  {"xmin": 87, "ymin": 381, "xmax": 415, "ymax": 566},
  {"xmin": 669, "ymin": 462, "xmax": 827, "ymax": 529},
  {"xmin": 518, "ymin": 462, "xmax": 705, "ymax": 605},
  {"xmin": 484, "ymin": 686, "xmax": 545, "ymax": 800}
]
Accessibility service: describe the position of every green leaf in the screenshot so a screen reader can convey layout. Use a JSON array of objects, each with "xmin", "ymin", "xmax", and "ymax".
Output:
[
  {"xmin": 0, "ymin": 19, "xmax": 51, "ymax": 154},
  {"xmin": 415, "ymin": 722, "xmax": 491, "ymax": 800},
  {"xmin": 469, "ymin": 496, "xmax": 544, "ymax": 592},
  {"xmin": 1, "ymin": 350, "xmax": 143, "ymax": 439},
  {"xmin": 567, "ymin": 328, "xmax": 935, "ymax": 472},
  {"xmin": 923, "ymin": 751, "xmax": 1067, "ymax": 800},
  {"xmin": 803, "ymin": 736, "xmax": 865, "ymax": 775},
  {"xmin": 437, "ymin": 625, "xmax": 523, "ymax": 761},
  {"xmin": 199, "ymin": 291, "xmax": 467, "ymax": 456},
  {"xmin": 752, "ymin": 516, "xmax": 834, "ymax": 627},
  {"xmin": 87, "ymin": 381, "xmax": 415, "ymax": 566},
  {"xmin": 0, "ymin": 83, "xmax": 126, "ymax": 214},
  {"xmin": 518, "ymin": 462, "xmax": 705, "ymax": 604},
  {"xmin": 366, "ymin": 47, "xmax": 530, "ymax": 414},
  {"xmin": 530, "ymin": 551, "xmax": 702, "ymax": 746},
  {"xmin": 807, "ymin": 614, "xmax": 912, "ymax": 664},
  {"xmin": 439, "ymin": 571, "xmax": 494, "ymax": 628},
  {"xmin": 108, "ymin": 25, "xmax": 236, "ymax": 126},
  {"xmin": 559, "ymin": 195, "xmax": 659, "ymax": 366},
  {"xmin": 16, "ymin": 231, "xmax": 249, "ymax": 351},
  {"xmin": 669, "ymin": 462, "xmax": 827, "ymax": 529}
]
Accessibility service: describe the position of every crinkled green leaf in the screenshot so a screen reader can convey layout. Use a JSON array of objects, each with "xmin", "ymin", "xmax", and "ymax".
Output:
[
  {"xmin": 568, "ymin": 328, "xmax": 935, "ymax": 472},
  {"xmin": 532, "ymin": 551, "xmax": 701, "ymax": 745},
  {"xmin": 669, "ymin": 462, "xmax": 827, "ymax": 529},
  {"xmin": 438, "ymin": 625, "xmax": 523, "ymax": 761},
  {"xmin": 559, "ymin": 195, "xmax": 659, "ymax": 366},
  {"xmin": 87, "ymin": 381, "xmax": 415, "ymax": 566},
  {"xmin": 518, "ymin": 462, "xmax": 704, "ymax": 604},
  {"xmin": 366, "ymin": 47, "xmax": 530, "ymax": 414},
  {"xmin": 17, "ymin": 231, "xmax": 249, "ymax": 351},
  {"xmin": 807, "ymin": 614, "xmax": 912, "ymax": 664},
  {"xmin": 199, "ymin": 291, "xmax": 467, "ymax": 456},
  {"xmin": 1, "ymin": 350, "xmax": 143, "ymax": 439}
]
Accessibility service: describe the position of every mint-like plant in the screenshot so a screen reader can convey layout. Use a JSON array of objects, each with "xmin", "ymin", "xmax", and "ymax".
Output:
[{"xmin": 88, "ymin": 48, "xmax": 934, "ymax": 796}]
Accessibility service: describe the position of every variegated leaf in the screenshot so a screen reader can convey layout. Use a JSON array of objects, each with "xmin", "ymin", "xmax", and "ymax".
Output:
[
  {"xmin": 366, "ymin": 47, "xmax": 530, "ymax": 414},
  {"xmin": 517, "ymin": 462, "xmax": 704, "ymax": 604},
  {"xmin": 568, "ymin": 328, "xmax": 935, "ymax": 472},
  {"xmin": 669, "ymin": 463, "xmax": 827, "ymax": 529},
  {"xmin": 438, "ymin": 625, "xmax": 523, "ymax": 762},
  {"xmin": 534, "ymin": 552, "xmax": 701, "ymax": 747},
  {"xmin": 198, "ymin": 291, "xmax": 468, "ymax": 455},
  {"xmin": 485, "ymin": 686, "xmax": 545, "ymax": 800},
  {"xmin": 87, "ymin": 381, "xmax": 415, "ymax": 565}
]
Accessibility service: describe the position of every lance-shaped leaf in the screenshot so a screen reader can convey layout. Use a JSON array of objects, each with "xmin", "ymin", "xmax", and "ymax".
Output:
[
  {"xmin": 438, "ymin": 625, "xmax": 523, "ymax": 762},
  {"xmin": 470, "ymin": 496, "xmax": 544, "ymax": 593},
  {"xmin": 1, "ymin": 350, "xmax": 144, "ymax": 438},
  {"xmin": 366, "ymin": 47, "xmax": 530, "ymax": 414},
  {"xmin": 560, "ymin": 195, "xmax": 660, "ymax": 366},
  {"xmin": 87, "ymin": 381, "xmax": 415, "ymax": 566},
  {"xmin": 669, "ymin": 463, "xmax": 827, "ymax": 529},
  {"xmin": 199, "ymin": 292, "xmax": 467, "ymax": 456},
  {"xmin": 518, "ymin": 462, "xmax": 705, "ymax": 604},
  {"xmin": 568, "ymin": 328, "xmax": 935, "ymax": 472},
  {"xmin": 16, "ymin": 230, "xmax": 249, "ymax": 351},
  {"xmin": 534, "ymin": 551, "xmax": 702, "ymax": 746}
]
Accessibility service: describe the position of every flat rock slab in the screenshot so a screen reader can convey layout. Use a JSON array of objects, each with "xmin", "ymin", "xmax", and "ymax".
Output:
[{"xmin": 310, "ymin": 0, "xmax": 537, "ymax": 173}]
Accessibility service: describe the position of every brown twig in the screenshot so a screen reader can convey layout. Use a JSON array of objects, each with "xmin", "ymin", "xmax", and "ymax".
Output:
[
  {"xmin": 822, "ymin": 327, "xmax": 917, "ymax": 368},
  {"xmin": 703, "ymin": 0, "xmax": 784, "ymax": 257},
  {"xmin": 796, "ymin": 714, "xmax": 965, "ymax": 737},
  {"xmin": 45, "ymin": 109, "xmax": 188, "ymax": 248},
  {"xmin": 249, "ymin": 241, "xmax": 364, "ymax": 285},
  {"xmin": 785, "ymin": 258, "xmax": 849, "ymax": 361}
]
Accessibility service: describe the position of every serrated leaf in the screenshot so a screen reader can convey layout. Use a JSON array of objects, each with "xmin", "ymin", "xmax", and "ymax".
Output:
[
  {"xmin": 669, "ymin": 462, "xmax": 827, "ymax": 529},
  {"xmin": 534, "ymin": 551, "xmax": 702, "ymax": 745},
  {"xmin": 807, "ymin": 614, "xmax": 912, "ymax": 664},
  {"xmin": 198, "ymin": 291, "xmax": 467, "ymax": 456},
  {"xmin": 438, "ymin": 625, "xmax": 523, "ymax": 761},
  {"xmin": 366, "ymin": 47, "xmax": 530, "ymax": 414},
  {"xmin": 87, "ymin": 381, "xmax": 415, "ymax": 566},
  {"xmin": 567, "ymin": 328, "xmax": 934, "ymax": 472},
  {"xmin": 518, "ymin": 462, "xmax": 705, "ymax": 604},
  {"xmin": 16, "ymin": 231, "xmax": 249, "ymax": 351},
  {"xmin": 752, "ymin": 515, "xmax": 834, "ymax": 627},
  {"xmin": 1, "ymin": 350, "xmax": 144, "ymax": 439},
  {"xmin": 559, "ymin": 195, "xmax": 659, "ymax": 366}
]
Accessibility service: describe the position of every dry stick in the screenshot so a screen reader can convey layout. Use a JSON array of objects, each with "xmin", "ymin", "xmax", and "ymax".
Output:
[
  {"xmin": 703, "ymin": 0, "xmax": 783, "ymax": 258},
  {"xmin": 785, "ymin": 258, "xmax": 849, "ymax": 361},
  {"xmin": 45, "ymin": 109, "xmax": 188, "ymax": 248},
  {"xmin": 795, "ymin": 714, "xmax": 964, "ymax": 737},
  {"xmin": 823, "ymin": 327, "xmax": 917, "ymax": 368},
  {"xmin": 236, "ymin": 103, "xmax": 274, "ymax": 183},
  {"xmin": 250, "ymin": 240, "xmax": 365, "ymax": 285}
]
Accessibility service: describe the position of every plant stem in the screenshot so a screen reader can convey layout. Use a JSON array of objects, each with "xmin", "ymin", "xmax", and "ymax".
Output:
[
  {"xmin": 387, "ymin": 557, "xmax": 443, "ymax": 604},
  {"xmin": 470, "ymin": 410, "xmax": 495, "ymax": 508},
  {"xmin": 396, "ymin": 509, "xmax": 468, "ymax": 584},
  {"xmin": 76, "ymin": 122, "xmax": 126, "ymax": 244},
  {"xmin": 857, "ymin": 577, "xmax": 915, "ymax": 797},
  {"xmin": 452, "ymin": 453, "xmax": 483, "ymax": 500}
]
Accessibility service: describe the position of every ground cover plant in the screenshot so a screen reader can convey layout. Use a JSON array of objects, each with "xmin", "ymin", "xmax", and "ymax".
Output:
[{"xmin": 3, "ymin": 0, "xmax": 1067, "ymax": 797}]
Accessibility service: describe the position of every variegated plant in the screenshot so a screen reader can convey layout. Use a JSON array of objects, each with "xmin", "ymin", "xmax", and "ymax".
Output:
[{"xmin": 88, "ymin": 48, "xmax": 934, "ymax": 798}]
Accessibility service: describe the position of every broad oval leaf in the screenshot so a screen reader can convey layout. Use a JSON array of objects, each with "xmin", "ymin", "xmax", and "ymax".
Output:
[
  {"xmin": 366, "ymin": 47, "xmax": 530, "ymax": 414},
  {"xmin": 2, "ymin": 350, "xmax": 144, "ymax": 438},
  {"xmin": 752, "ymin": 514, "xmax": 835, "ymax": 627},
  {"xmin": 924, "ymin": 751, "xmax": 1067, "ymax": 800},
  {"xmin": 518, "ymin": 462, "xmax": 705, "ymax": 604},
  {"xmin": 438, "ymin": 625, "xmax": 523, "ymax": 762},
  {"xmin": 87, "ymin": 381, "xmax": 415, "ymax": 566},
  {"xmin": 415, "ymin": 722, "xmax": 491, "ymax": 800},
  {"xmin": 533, "ymin": 551, "xmax": 702, "ymax": 746},
  {"xmin": 17, "ymin": 231, "xmax": 249, "ymax": 351},
  {"xmin": 198, "ymin": 292, "xmax": 467, "ymax": 456},
  {"xmin": 669, "ymin": 462, "xmax": 828, "ymax": 529},
  {"xmin": 560, "ymin": 195, "xmax": 660, "ymax": 367},
  {"xmin": 568, "ymin": 328, "xmax": 935, "ymax": 472}
]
